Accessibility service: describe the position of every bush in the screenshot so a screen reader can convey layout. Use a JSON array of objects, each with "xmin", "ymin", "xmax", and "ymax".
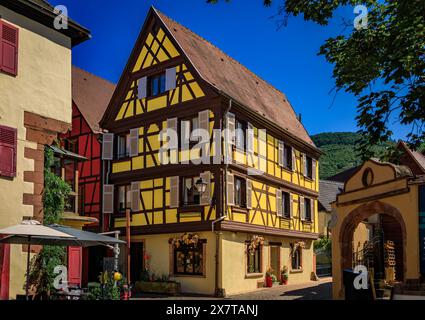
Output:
[
  {"xmin": 314, "ymin": 237, "xmax": 332, "ymax": 253},
  {"xmin": 87, "ymin": 272, "xmax": 121, "ymax": 300}
]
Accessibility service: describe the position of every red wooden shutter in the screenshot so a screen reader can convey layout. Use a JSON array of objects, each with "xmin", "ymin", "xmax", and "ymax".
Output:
[
  {"xmin": 68, "ymin": 246, "xmax": 82, "ymax": 287},
  {"xmin": 0, "ymin": 21, "xmax": 19, "ymax": 76},
  {"xmin": 0, "ymin": 244, "xmax": 10, "ymax": 300},
  {"xmin": 0, "ymin": 125, "xmax": 17, "ymax": 178}
]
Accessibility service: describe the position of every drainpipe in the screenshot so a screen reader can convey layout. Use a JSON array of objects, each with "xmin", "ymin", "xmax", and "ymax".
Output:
[{"xmin": 212, "ymin": 98, "xmax": 232, "ymax": 297}]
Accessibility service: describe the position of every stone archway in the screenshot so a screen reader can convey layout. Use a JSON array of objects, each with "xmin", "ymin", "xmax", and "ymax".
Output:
[{"xmin": 339, "ymin": 201, "xmax": 407, "ymax": 283}]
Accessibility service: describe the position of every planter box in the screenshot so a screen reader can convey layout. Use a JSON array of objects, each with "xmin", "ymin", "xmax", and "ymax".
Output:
[{"xmin": 134, "ymin": 281, "xmax": 181, "ymax": 295}]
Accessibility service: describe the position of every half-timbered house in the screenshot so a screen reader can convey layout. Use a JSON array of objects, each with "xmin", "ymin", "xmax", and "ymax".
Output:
[
  {"xmin": 59, "ymin": 66, "xmax": 115, "ymax": 285},
  {"xmin": 100, "ymin": 7, "xmax": 321, "ymax": 296}
]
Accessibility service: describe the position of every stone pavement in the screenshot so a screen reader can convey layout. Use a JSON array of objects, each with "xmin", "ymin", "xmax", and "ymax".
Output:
[
  {"xmin": 228, "ymin": 277, "xmax": 332, "ymax": 300},
  {"xmin": 133, "ymin": 277, "xmax": 332, "ymax": 300}
]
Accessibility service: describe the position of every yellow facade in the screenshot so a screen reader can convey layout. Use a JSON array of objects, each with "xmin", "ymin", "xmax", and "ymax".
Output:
[
  {"xmin": 0, "ymin": 5, "xmax": 77, "ymax": 298},
  {"xmin": 331, "ymin": 159, "xmax": 422, "ymax": 299},
  {"xmin": 220, "ymin": 232, "xmax": 314, "ymax": 295},
  {"xmin": 128, "ymin": 231, "xmax": 315, "ymax": 296},
  {"xmin": 104, "ymin": 9, "xmax": 320, "ymax": 296},
  {"xmin": 115, "ymin": 26, "xmax": 205, "ymax": 122}
]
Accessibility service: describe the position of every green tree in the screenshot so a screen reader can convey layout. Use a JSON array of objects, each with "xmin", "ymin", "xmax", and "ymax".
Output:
[
  {"xmin": 27, "ymin": 147, "xmax": 71, "ymax": 299},
  {"xmin": 311, "ymin": 132, "xmax": 393, "ymax": 178},
  {"xmin": 207, "ymin": 0, "xmax": 425, "ymax": 158}
]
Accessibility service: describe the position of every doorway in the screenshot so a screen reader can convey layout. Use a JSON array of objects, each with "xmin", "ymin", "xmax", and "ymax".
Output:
[
  {"xmin": 270, "ymin": 246, "xmax": 280, "ymax": 280},
  {"xmin": 130, "ymin": 241, "xmax": 144, "ymax": 283},
  {"xmin": 340, "ymin": 201, "xmax": 407, "ymax": 299}
]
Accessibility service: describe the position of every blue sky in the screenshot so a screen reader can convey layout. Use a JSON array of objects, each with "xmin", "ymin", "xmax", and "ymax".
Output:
[{"xmin": 50, "ymin": 0, "xmax": 408, "ymax": 139}]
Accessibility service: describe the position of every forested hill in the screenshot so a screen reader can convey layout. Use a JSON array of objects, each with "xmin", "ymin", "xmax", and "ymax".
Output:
[{"xmin": 311, "ymin": 132, "xmax": 392, "ymax": 179}]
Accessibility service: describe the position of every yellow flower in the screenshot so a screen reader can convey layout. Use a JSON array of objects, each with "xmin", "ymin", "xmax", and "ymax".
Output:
[{"xmin": 113, "ymin": 272, "xmax": 122, "ymax": 281}]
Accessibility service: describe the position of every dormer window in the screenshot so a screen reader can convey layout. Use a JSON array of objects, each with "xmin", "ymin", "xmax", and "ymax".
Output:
[
  {"xmin": 137, "ymin": 67, "xmax": 176, "ymax": 99},
  {"xmin": 148, "ymin": 72, "xmax": 166, "ymax": 97}
]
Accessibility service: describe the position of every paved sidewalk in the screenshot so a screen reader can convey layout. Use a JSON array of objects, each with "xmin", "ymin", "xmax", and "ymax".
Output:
[
  {"xmin": 133, "ymin": 277, "xmax": 332, "ymax": 300},
  {"xmin": 228, "ymin": 277, "xmax": 332, "ymax": 300}
]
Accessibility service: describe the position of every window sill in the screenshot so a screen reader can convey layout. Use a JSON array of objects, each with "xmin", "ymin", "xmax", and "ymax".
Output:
[
  {"xmin": 114, "ymin": 156, "xmax": 131, "ymax": 162},
  {"xmin": 281, "ymin": 166, "xmax": 294, "ymax": 173},
  {"xmin": 301, "ymin": 219, "xmax": 312, "ymax": 224},
  {"xmin": 245, "ymin": 273, "xmax": 263, "ymax": 279},
  {"xmin": 178, "ymin": 205, "xmax": 203, "ymax": 213},
  {"xmin": 145, "ymin": 92, "xmax": 167, "ymax": 100},
  {"xmin": 290, "ymin": 269, "xmax": 303, "ymax": 274},
  {"xmin": 232, "ymin": 206, "xmax": 248, "ymax": 214},
  {"xmin": 279, "ymin": 216, "xmax": 292, "ymax": 221}
]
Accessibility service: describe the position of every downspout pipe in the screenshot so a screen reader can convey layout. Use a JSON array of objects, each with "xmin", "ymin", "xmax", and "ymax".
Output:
[
  {"xmin": 212, "ymin": 98, "xmax": 232, "ymax": 297},
  {"xmin": 212, "ymin": 98, "xmax": 232, "ymax": 232}
]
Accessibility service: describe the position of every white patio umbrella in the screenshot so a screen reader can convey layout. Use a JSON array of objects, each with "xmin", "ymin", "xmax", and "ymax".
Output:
[{"xmin": 0, "ymin": 220, "xmax": 76, "ymax": 299}]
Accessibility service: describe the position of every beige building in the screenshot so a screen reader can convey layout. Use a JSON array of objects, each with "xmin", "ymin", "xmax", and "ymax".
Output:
[
  {"xmin": 0, "ymin": 0, "xmax": 89, "ymax": 299},
  {"xmin": 331, "ymin": 143, "xmax": 425, "ymax": 299}
]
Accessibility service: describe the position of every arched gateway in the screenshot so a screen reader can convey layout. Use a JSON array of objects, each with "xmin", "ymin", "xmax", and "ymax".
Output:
[
  {"xmin": 339, "ymin": 201, "xmax": 407, "ymax": 281},
  {"xmin": 331, "ymin": 157, "xmax": 424, "ymax": 299}
]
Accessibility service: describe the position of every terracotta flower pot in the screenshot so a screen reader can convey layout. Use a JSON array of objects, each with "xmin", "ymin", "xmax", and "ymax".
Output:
[{"xmin": 282, "ymin": 278, "xmax": 288, "ymax": 285}]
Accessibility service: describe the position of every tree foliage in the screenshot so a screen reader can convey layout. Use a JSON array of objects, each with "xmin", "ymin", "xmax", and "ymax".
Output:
[
  {"xmin": 27, "ymin": 147, "xmax": 71, "ymax": 298},
  {"xmin": 208, "ymin": 0, "xmax": 425, "ymax": 158},
  {"xmin": 311, "ymin": 132, "xmax": 392, "ymax": 179}
]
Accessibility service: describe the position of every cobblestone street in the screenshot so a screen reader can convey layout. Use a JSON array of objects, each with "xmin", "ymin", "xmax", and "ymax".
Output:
[
  {"xmin": 134, "ymin": 277, "xmax": 332, "ymax": 300},
  {"xmin": 228, "ymin": 277, "xmax": 332, "ymax": 300}
]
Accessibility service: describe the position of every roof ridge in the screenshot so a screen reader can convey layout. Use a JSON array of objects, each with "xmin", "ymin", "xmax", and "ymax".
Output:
[
  {"xmin": 154, "ymin": 9, "xmax": 290, "ymax": 102},
  {"xmin": 72, "ymin": 65, "xmax": 116, "ymax": 86}
]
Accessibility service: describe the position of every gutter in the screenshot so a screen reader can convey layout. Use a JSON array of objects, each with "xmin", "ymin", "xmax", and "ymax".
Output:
[
  {"xmin": 212, "ymin": 98, "xmax": 232, "ymax": 297},
  {"xmin": 1, "ymin": 0, "xmax": 91, "ymax": 46}
]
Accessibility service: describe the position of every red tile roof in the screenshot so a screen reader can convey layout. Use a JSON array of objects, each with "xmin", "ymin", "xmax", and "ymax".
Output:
[
  {"xmin": 72, "ymin": 66, "xmax": 115, "ymax": 133},
  {"xmin": 397, "ymin": 141, "xmax": 425, "ymax": 175},
  {"xmin": 411, "ymin": 149, "xmax": 425, "ymax": 171},
  {"xmin": 155, "ymin": 9, "xmax": 315, "ymax": 146}
]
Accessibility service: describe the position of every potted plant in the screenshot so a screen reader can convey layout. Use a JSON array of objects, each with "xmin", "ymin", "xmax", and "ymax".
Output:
[
  {"xmin": 265, "ymin": 268, "xmax": 274, "ymax": 288},
  {"xmin": 281, "ymin": 266, "xmax": 289, "ymax": 285}
]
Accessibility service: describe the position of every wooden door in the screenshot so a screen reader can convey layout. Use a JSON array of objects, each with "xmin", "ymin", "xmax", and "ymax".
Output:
[
  {"xmin": 270, "ymin": 246, "xmax": 280, "ymax": 280},
  {"xmin": 130, "ymin": 242, "xmax": 144, "ymax": 282},
  {"xmin": 68, "ymin": 246, "xmax": 82, "ymax": 287}
]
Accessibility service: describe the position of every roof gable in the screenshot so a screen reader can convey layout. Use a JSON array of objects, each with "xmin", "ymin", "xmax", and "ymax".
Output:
[
  {"xmin": 101, "ymin": 9, "xmax": 210, "ymax": 125},
  {"xmin": 101, "ymin": 7, "xmax": 314, "ymax": 147},
  {"xmin": 72, "ymin": 66, "xmax": 115, "ymax": 133},
  {"xmin": 344, "ymin": 159, "xmax": 412, "ymax": 193},
  {"xmin": 155, "ymin": 9, "xmax": 314, "ymax": 146},
  {"xmin": 396, "ymin": 141, "xmax": 425, "ymax": 175}
]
